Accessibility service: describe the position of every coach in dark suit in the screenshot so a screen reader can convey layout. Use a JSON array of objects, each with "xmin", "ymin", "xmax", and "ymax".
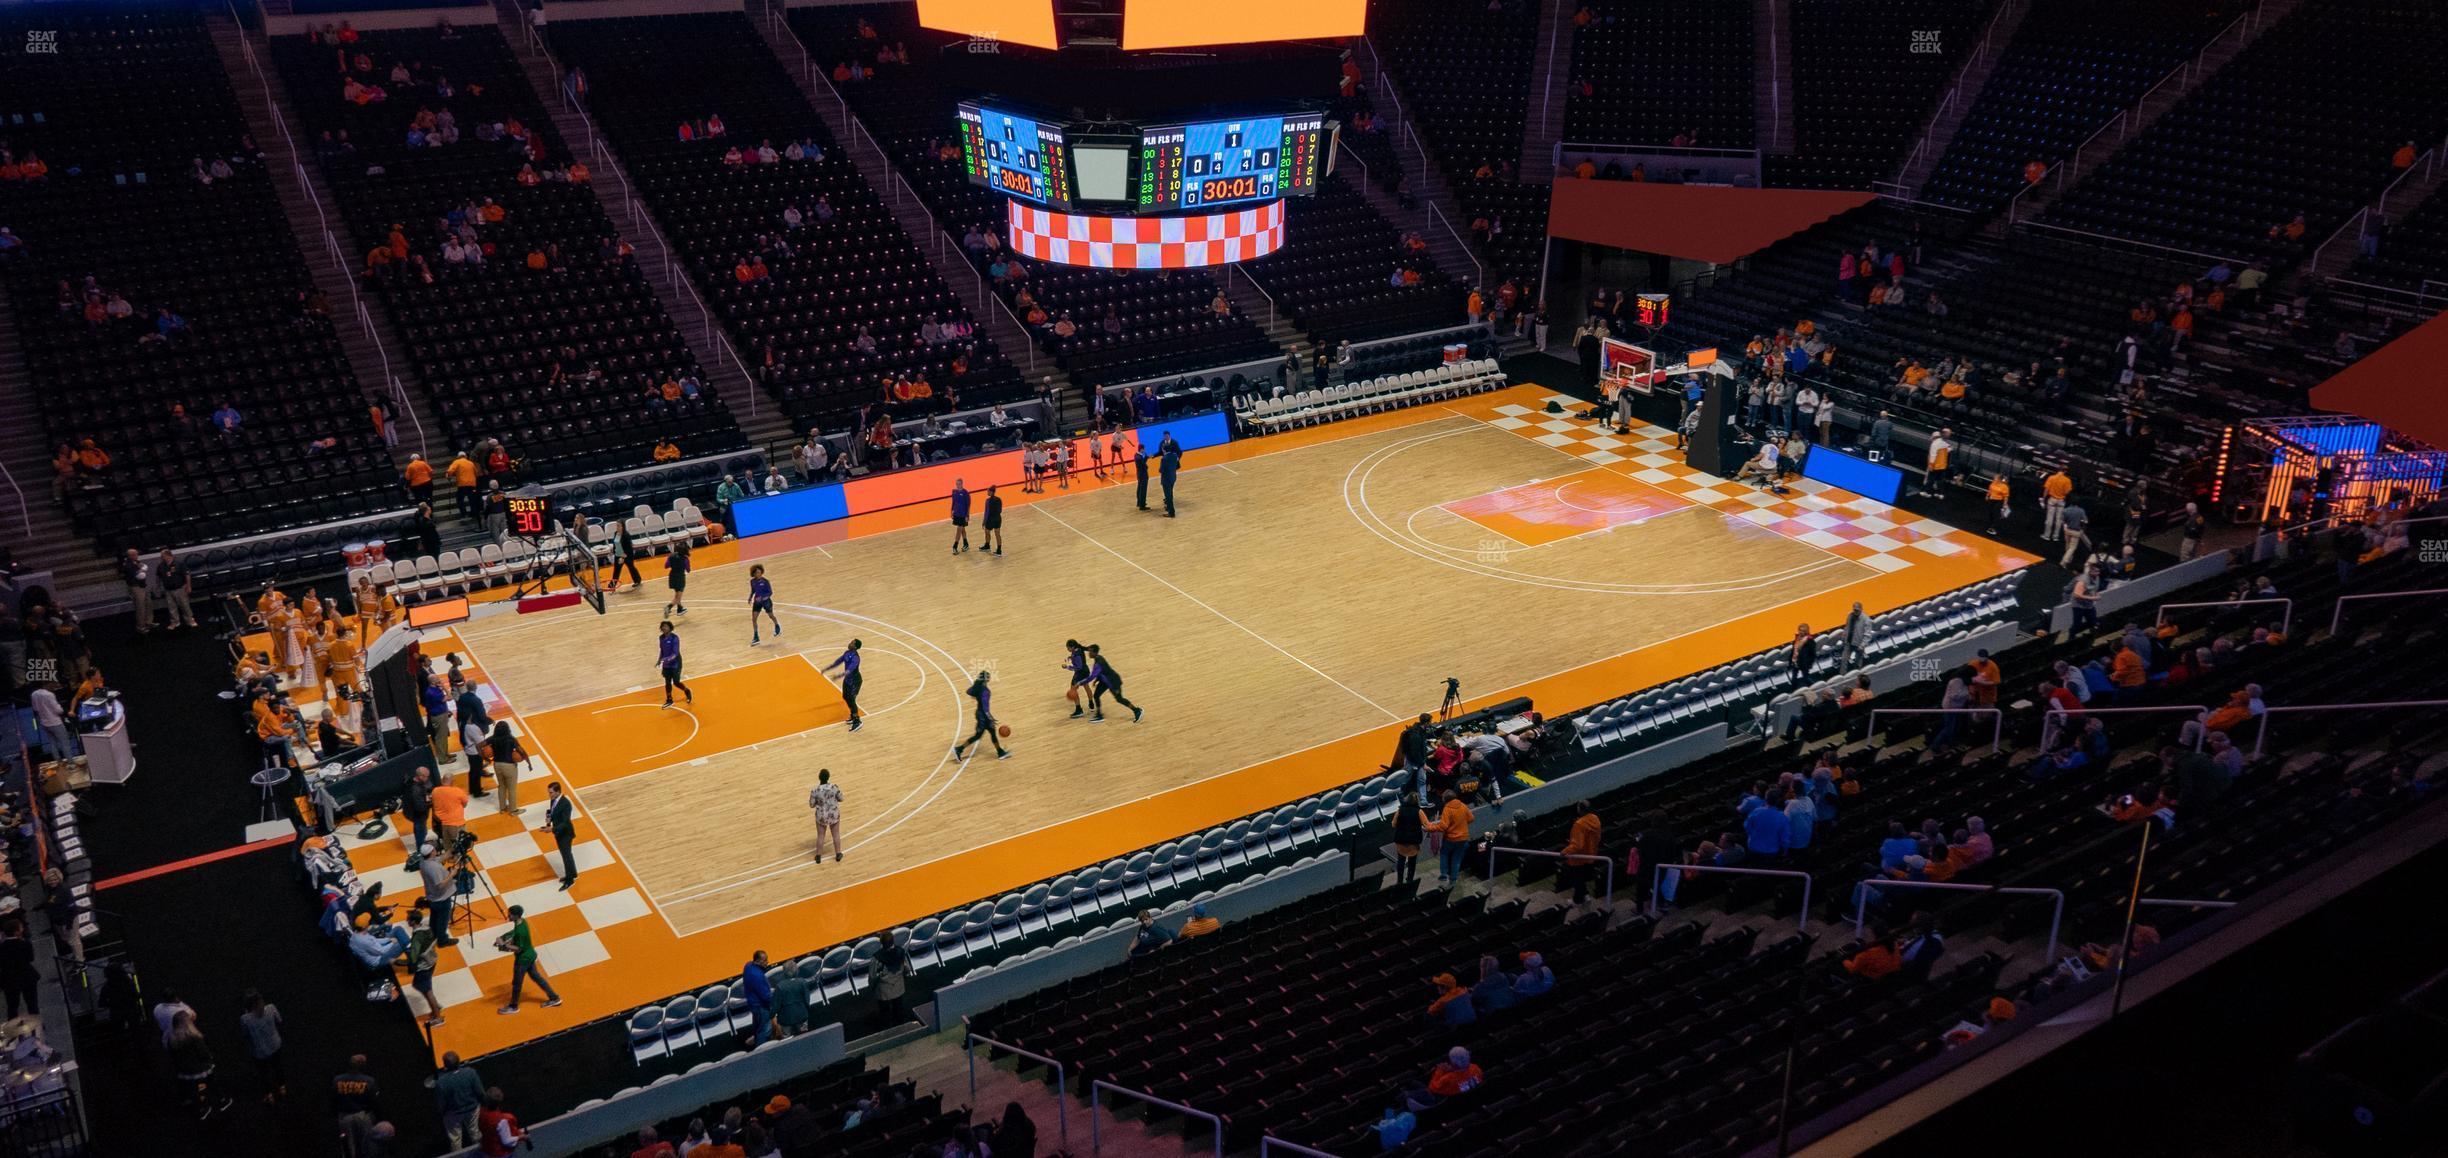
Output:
[
  {"xmin": 542, "ymin": 783, "xmax": 579, "ymax": 891},
  {"xmin": 1158, "ymin": 433, "xmax": 1182, "ymax": 517},
  {"xmin": 1134, "ymin": 438, "xmax": 1152, "ymax": 511}
]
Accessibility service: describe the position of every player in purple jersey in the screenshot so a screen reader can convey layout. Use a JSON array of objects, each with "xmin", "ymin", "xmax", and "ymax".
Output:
[
  {"xmin": 747, "ymin": 564, "xmax": 781, "ymax": 645},
  {"xmin": 657, "ymin": 620, "xmax": 694, "ymax": 708},
  {"xmin": 951, "ymin": 670, "xmax": 1009, "ymax": 761},
  {"xmin": 949, "ymin": 479, "xmax": 973, "ymax": 555}
]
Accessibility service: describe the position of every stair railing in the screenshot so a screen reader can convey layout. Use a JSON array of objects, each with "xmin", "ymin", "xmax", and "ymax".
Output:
[
  {"xmin": 1892, "ymin": 0, "xmax": 2024, "ymax": 189},
  {"xmin": 1229, "ymin": 264, "xmax": 1278, "ymax": 329},
  {"xmin": 1427, "ymin": 203, "xmax": 1484, "ymax": 287},
  {"xmin": 0, "ymin": 461, "xmax": 27, "ymax": 537},
  {"xmin": 2011, "ymin": 9, "xmax": 2252, "ymax": 224}
]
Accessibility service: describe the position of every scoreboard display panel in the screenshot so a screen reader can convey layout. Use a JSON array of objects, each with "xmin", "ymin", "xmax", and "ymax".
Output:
[
  {"xmin": 958, "ymin": 103, "xmax": 1073, "ymax": 209},
  {"xmin": 1143, "ymin": 113, "xmax": 1328, "ymax": 211}
]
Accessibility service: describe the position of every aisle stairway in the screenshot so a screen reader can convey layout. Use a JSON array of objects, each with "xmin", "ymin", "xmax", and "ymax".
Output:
[
  {"xmin": 0, "ymin": 302, "xmax": 115, "ymax": 606},
  {"xmin": 743, "ymin": 0, "xmax": 1076, "ymax": 425},
  {"xmin": 2001, "ymin": 0, "xmax": 2309, "ymax": 228},
  {"xmin": 487, "ymin": 0, "xmax": 794, "ymax": 454},
  {"xmin": 206, "ymin": 14, "xmax": 431, "ymax": 468},
  {"xmin": 1519, "ymin": 0, "xmax": 1573, "ymax": 179},
  {"xmin": 1890, "ymin": 0, "xmax": 2030, "ymax": 197},
  {"xmin": 1755, "ymin": 0, "xmax": 1793, "ymax": 155}
]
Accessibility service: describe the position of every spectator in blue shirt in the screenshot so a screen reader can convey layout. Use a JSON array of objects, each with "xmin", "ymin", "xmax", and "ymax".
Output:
[
  {"xmin": 1513, "ymin": 951, "xmax": 1555, "ymax": 998},
  {"xmin": 742, "ymin": 950, "xmax": 775, "ymax": 1043},
  {"xmin": 1470, "ymin": 954, "xmax": 1516, "ymax": 1013},
  {"xmin": 1743, "ymin": 800, "xmax": 1788, "ymax": 859},
  {"xmin": 1735, "ymin": 782, "xmax": 1766, "ymax": 817},
  {"xmin": 1784, "ymin": 794, "xmax": 1816, "ymax": 850},
  {"xmin": 1375, "ymin": 1104, "xmax": 1416, "ymax": 1150},
  {"xmin": 1878, "ymin": 821, "xmax": 1918, "ymax": 870}
]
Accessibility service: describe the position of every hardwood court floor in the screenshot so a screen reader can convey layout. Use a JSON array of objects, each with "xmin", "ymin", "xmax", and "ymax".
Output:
[{"xmin": 407, "ymin": 383, "xmax": 2033, "ymax": 1057}]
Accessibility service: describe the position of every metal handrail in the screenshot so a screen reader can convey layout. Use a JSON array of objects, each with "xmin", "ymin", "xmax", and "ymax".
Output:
[
  {"xmin": 1536, "ymin": 0, "xmax": 1563, "ymax": 146},
  {"xmin": 1228, "ymin": 264, "xmax": 1277, "ymax": 329},
  {"xmin": 1892, "ymin": 0, "xmax": 2022, "ymax": 189},
  {"xmin": 1868, "ymin": 707, "xmax": 2003, "ymax": 755},
  {"xmin": 2136, "ymin": 897, "xmax": 2235, "ymax": 911},
  {"xmin": 1651, "ymin": 863, "xmax": 1812, "ymax": 933},
  {"xmin": 2011, "ymin": 9, "xmax": 2251, "ymax": 222},
  {"xmin": 2019, "ymin": 221, "xmax": 2245, "ymax": 269},
  {"xmin": 1092, "ymin": 1080, "xmax": 1221, "ymax": 1157},
  {"xmin": 2330, "ymin": 587, "xmax": 2448, "ymax": 635},
  {"xmin": 2321, "ymin": 276, "xmax": 2448, "ymax": 308},
  {"xmin": 963, "ymin": 1025, "xmax": 1069, "ymax": 1144},
  {"xmin": 1261, "ymin": 1137, "xmax": 1345, "ymax": 1158},
  {"xmin": 1555, "ymin": 141, "xmax": 1763, "ymax": 160},
  {"xmin": 1486, "ymin": 845, "xmax": 1614, "ymax": 908},
  {"xmin": 1336, "ymin": 139, "xmax": 1369, "ymax": 188},
  {"xmin": 2251, "ymin": 699, "xmax": 2448, "ymax": 758},
  {"xmin": 0, "ymin": 459, "xmax": 29, "ymax": 536},
  {"xmin": 1426, "ymin": 203, "xmax": 1484, "ymax": 287},
  {"xmin": 1849, "ymin": 879, "xmax": 2063, "ymax": 969},
  {"xmin": 2038, "ymin": 704, "xmax": 2214, "ymax": 751},
  {"xmin": 390, "ymin": 374, "xmax": 428, "ymax": 457},
  {"xmin": 2154, "ymin": 596, "xmax": 2290, "ymax": 638}
]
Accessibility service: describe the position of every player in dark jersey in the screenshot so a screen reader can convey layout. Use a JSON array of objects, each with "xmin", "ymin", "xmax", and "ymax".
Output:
[
  {"xmin": 821, "ymin": 639, "xmax": 864, "ymax": 732},
  {"xmin": 1087, "ymin": 644, "xmax": 1142, "ymax": 723},
  {"xmin": 949, "ymin": 479, "xmax": 972, "ymax": 555},
  {"xmin": 981, "ymin": 485, "xmax": 1004, "ymax": 556},
  {"xmin": 657, "ymin": 620, "xmax": 694, "ymax": 708},
  {"xmin": 1064, "ymin": 639, "xmax": 1093, "ymax": 719},
  {"xmin": 661, "ymin": 542, "xmax": 691, "ymax": 617},
  {"xmin": 951, "ymin": 670, "xmax": 1009, "ymax": 761},
  {"xmin": 747, "ymin": 564, "xmax": 781, "ymax": 645}
]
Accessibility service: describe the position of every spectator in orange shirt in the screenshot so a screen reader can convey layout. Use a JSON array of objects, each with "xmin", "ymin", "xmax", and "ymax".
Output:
[
  {"xmin": 1966, "ymin": 649, "xmax": 2001, "ymax": 707},
  {"xmin": 1176, "ymin": 903, "xmax": 1219, "ymax": 939},
  {"xmin": 1844, "ymin": 938, "xmax": 1903, "ymax": 979},
  {"xmin": 1433, "ymin": 790, "xmax": 1473, "ymax": 884},
  {"xmin": 430, "ymin": 779, "xmax": 470, "ymax": 849},
  {"xmin": 2393, "ymin": 141, "xmax": 2418, "ymax": 169},
  {"xmin": 446, "ymin": 452, "xmax": 480, "ymax": 520},
  {"xmin": 403, "ymin": 453, "xmax": 434, "ymax": 503},
  {"xmin": 1558, "ymin": 800, "xmax": 1602, "ymax": 904},
  {"xmin": 652, "ymin": 438, "xmax": 681, "ymax": 463}
]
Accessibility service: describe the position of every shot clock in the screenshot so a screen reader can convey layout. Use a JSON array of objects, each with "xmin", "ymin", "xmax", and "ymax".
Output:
[{"xmin": 505, "ymin": 494, "xmax": 553, "ymax": 538}]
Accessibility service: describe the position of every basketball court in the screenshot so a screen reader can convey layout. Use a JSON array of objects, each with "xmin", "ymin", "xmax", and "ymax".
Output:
[{"xmin": 325, "ymin": 382, "xmax": 2033, "ymax": 1059}]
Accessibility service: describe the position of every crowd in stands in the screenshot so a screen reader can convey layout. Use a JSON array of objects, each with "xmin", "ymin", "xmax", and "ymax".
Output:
[
  {"xmin": 275, "ymin": 22, "xmax": 748, "ymax": 483},
  {"xmin": 1, "ymin": 9, "xmax": 405, "ymax": 558},
  {"xmin": 546, "ymin": 12, "xmax": 1023, "ymax": 443}
]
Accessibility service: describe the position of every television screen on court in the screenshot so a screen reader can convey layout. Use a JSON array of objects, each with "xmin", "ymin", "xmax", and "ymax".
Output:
[{"xmin": 1801, "ymin": 444, "xmax": 1907, "ymax": 505}]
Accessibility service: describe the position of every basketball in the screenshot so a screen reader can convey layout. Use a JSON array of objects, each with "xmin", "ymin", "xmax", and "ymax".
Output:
[{"xmin": 997, "ymin": 724, "xmax": 1013, "ymax": 739}]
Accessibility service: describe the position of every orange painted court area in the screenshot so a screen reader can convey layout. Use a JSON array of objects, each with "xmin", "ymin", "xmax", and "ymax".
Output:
[
  {"xmin": 516, "ymin": 654, "xmax": 849, "ymax": 788},
  {"xmin": 1443, "ymin": 467, "xmax": 1694, "ymax": 547}
]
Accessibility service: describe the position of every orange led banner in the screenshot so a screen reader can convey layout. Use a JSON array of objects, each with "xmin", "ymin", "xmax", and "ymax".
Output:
[
  {"xmin": 406, "ymin": 596, "xmax": 470, "ymax": 628},
  {"xmin": 916, "ymin": 0, "xmax": 1060, "ymax": 50},
  {"xmin": 1123, "ymin": 0, "xmax": 1367, "ymax": 49}
]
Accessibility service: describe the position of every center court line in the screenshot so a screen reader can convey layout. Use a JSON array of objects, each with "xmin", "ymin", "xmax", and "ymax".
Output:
[{"xmin": 1029, "ymin": 502, "xmax": 1403, "ymax": 722}]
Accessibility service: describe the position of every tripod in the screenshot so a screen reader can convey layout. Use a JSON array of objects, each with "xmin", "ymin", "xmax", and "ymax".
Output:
[{"xmin": 450, "ymin": 849, "xmax": 507, "ymax": 936}]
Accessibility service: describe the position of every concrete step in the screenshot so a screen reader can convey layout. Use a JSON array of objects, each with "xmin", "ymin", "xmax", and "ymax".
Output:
[
  {"xmin": 1519, "ymin": 0, "xmax": 1573, "ymax": 179},
  {"xmin": 2000, "ymin": 0, "xmax": 2308, "ymax": 231},
  {"xmin": 486, "ymin": 0, "xmax": 765, "ymax": 435},
  {"xmin": 737, "ymin": 0, "xmax": 1067, "ymax": 419},
  {"xmin": 1754, "ymin": 0, "xmax": 1794, "ymax": 155},
  {"xmin": 1890, "ymin": 0, "xmax": 2029, "ymax": 197}
]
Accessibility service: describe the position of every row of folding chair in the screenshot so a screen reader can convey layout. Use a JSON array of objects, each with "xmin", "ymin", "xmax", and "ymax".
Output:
[{"xmin": 1240, "ymin": 359, "xmax": 1506, "ymax": 432}]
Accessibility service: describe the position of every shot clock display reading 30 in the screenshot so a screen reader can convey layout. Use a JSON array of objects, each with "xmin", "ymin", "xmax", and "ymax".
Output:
[
  {"xmin": 505, "ymin": 495, "xmax": 553, "ymax": 538},
  {"xmin": 1143, "ymin": 114, "xmax": 1327, "ymax": 210},
  {"xmin": 958, "ymin": 103, "xmax": 1073, "ymax": 209}
]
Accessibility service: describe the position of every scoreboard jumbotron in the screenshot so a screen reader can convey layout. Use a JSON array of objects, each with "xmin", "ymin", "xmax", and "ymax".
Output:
[
  {"xmin": 956, "ymin": 101, "xmax": 1332, "ymax": 215},
  {"xmin": 957, "ymin": 101, "xmax": 1334, "ymax": 270}
]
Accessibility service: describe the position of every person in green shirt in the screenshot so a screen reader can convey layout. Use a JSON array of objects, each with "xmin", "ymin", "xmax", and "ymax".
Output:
[
  {"xmin": 712, "ymin": 473, "xmax": 746, "ymax": 528},
  {"xmin": 405, "ymin": 909, "xmax": 445, "ymax": 1030},
  {"xmin": 496, "ymin": 905, "xmax": 560, "ymax": 1014}
]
